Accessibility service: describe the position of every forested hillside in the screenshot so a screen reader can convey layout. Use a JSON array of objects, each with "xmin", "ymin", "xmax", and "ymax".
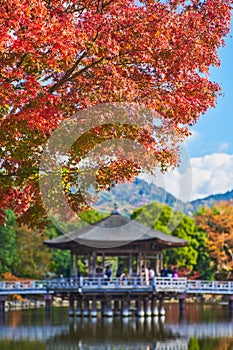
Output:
[
  {"xmin": 91, "ymin": 177, "xmax": 187, "ymax": 216},
  {"xmin": 91, "ymin": 177, "xmax": 233, "ymax": 216},
  {"xmin": 189, "ymin": 190, "xmax": 233, "ymax": 213}
]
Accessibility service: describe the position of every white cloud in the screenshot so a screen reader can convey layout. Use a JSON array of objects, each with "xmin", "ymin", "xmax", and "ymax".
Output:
[
  {"xmin": 189, "ymin": 153, "xmax": 233, "ymax": 199},
  {"xmin": 185, "ymin": 130, "xmax": 202, "ymax": 144},
  {"xmin": 160, "ymin": 153, "xmax": 233, "ymax": 201},
  {"xmin": 217, "ymin": 142, "xmax": 230, "ymax": 152}
]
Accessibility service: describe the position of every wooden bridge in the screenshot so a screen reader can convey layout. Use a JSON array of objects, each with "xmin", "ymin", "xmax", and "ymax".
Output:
[
  {"xmin": 1, "ymin": 277, "xmax": 233, "ymax": 316},
  {"xmin": 1, "ymin": 277, "xmax": 233, "ymax": 295}
]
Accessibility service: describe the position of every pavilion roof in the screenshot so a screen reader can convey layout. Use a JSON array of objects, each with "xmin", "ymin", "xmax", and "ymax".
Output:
[{"xmin": 44, "ymin": 213, "xmax": 188, "ymax": 250}]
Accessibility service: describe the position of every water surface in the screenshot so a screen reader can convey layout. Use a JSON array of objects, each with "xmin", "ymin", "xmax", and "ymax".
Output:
[{"xmin": 0, "ymin": 303, "xmax": 233, "ymax": 349}]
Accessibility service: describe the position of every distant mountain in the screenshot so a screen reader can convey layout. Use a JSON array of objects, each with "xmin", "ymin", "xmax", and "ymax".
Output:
[
  {"xmin": 189, "ymin": 190, "xmax": 233, "ymax": 213},
  {"xmin": 92, "ymin": 178, "xmax": 233, "ymax": 217},
  {"xmin": 92, "ymin": 177, "xmax": 187, "ymax": 217}
]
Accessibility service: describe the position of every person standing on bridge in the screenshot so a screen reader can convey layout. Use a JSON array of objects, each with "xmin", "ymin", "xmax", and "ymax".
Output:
[
  {"xmin": 148, "ymin": 266, "xmax": 155, "ymax": 284},
  {"xmin": 116, "ymin": 264, "xmax": 125, "ymax": 282},
  {"xmin": 142, "ymin": 265, "xmax": 150, "ymax": 285},
  {"xmin": 173, "ymin": 269, "xmax": 179, "ymax": 279},
  {"xmin": 104, "ymin": 265, "xmax": 113, "ymax": 283}
]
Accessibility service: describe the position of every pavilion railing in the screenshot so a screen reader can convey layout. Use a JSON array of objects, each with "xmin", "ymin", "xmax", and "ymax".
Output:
[{"xmin": 47, "ymin": 276, "xmax": 152, "ymax": 290}]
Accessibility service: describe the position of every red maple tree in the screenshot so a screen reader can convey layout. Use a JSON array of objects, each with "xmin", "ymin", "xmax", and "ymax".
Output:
[{"xmin": 0, "ymin": 0, "xmax": 232, "ymax": 225}]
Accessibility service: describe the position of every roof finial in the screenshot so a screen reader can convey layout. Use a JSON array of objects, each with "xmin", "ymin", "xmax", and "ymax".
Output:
[{"xmin": 111, "ymin": 202, "xmax": 120, "ymax": 215}]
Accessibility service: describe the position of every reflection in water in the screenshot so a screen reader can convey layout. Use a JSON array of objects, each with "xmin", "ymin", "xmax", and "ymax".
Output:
[{"xmin": 0, "ymin": 304, "xmax": 233, "ymax": 349}]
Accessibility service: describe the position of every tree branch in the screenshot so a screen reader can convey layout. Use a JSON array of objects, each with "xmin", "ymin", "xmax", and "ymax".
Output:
[
  {"xmin": 68, "ymin": 56, "xmax": 105, "ymax": 81},
  {"xmin": 48, "ymin": 50, "xmax": 88, "ymax": 93},
  {"xmin": 49, "ymin": 29, "xmax": 101, "ymax": 93},
  {"xmin": 49, "ymin": 56, "xmax": 104, "ymax": 93},
  {"xmin": 16, "ymin": 53, "xmax": 27, "ymax": 68},
  {"xmin": 102, "ymin": 0, "xmax": 114, "ymax": 9}
]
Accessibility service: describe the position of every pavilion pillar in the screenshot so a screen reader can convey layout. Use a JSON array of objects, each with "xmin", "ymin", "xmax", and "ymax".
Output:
[
  {"xmin": 76, "ymin": 296, "xmax": 82, "ymax": 317},
  {"xmin": 142, "ymin": 253, "xmax": 149, "ymax": 285},
  {"xmin": 92, "ymin": 253, "xmax": 96, "ymax": 277},
  {"xmin": 44, "ymin": 294, "xmax": 52, "ymax": 313},
  {"xmin": 144, "ymin": 297, "xmax": 152, "ymax": 317},
  {"xmin": 102, "ymin": 296, "xmax": 113, "ymax": 317},
  {"xmin": 138, "ymin": 252, "xmax": 143, "ymax": 283},
  {"xmin": 72, "ymin": 252, "xmax": 76, "ymax": 278},
  {"xmin": 122, "ymin": 297, "xmax": 130, "ymax": 317},
  {"xmin": 155, "ymin": 254, "xmax": 159, "ymax": 276},
  {"xmin": 154, "ymin": 257, "xmax": 157, "ymax": 273},
  {"xmin": 83, "ymin": 298, "xmax": 89, "ymax": 317},
  {"xmin": 129, "ymin": 253, "xmax": 133, "ymax": 276},
  {"xmin": 158, "ymin": 298, "xmax": 165, "ymax": 316},
  {"xmin": 228, "ymin": 295, "xmax": 233, "ymax": 311},
  {"xmin": 142, "ymin": 253, "xmax": 148, "ymax": 285},
  {"xmin": 136, "ymin": 299, "xmax": 145, "ymax": 317},
  {"xmin": 151, "ymin": 296, "xmax": 159, "ymax": 316},
  {"xmin": 144, "ymin": 253, "xmax": 148, "ymax": 267},
  {"xmin": 90, "ymin": 297, "xmax": 97, "ymax": 317},
  {"xmin": 102, "ymin": 253, "xmax": 105, "ymax": 275},
  {"xmin": 114, "ymin": 300, "xmax": 121, "ymax": 316},
  {"xmin": 0, "ymin": 296, "xmax": 5, "ymax": 314},
  {"xmin": 142, "ymin": 253, "xmax": 146, "ymax": 270},
  {"xmin": 69, "ymin": 294, "xmax": 75, "ymax": 316},
  {"xmin": 136, "ymin": 253, "xmax": 139, "ymax": 276},
  {"xmin": 70, "ymin": 252, "xmax": 74, "ymax": 277},
  {"xmin": 87, "ymin": 254, "xmax": 91, "ymax": 277},
  {"xmin": 101, "ymin": 299, "xmax": 104, "ymax": 315},
  {"xmin": 159, "ymin": 252, "xmax": 163, "ymax": 273},
  {"xmin": 75, "ymin": 255, "xmax": 79, "ymax": 279}
]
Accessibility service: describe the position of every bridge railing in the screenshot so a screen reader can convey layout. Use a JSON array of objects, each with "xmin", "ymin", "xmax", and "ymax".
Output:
[
  {"xmin": 1, "ymin": 277, "xmax": 233, "ymax": 295},
  {"xmin": 0, "ymin": 280, "xmax": 46, "ymax": 290},
  {"xmin": 154, "ymin": 277, "xmax": 187, "ymax": 293},
  {"xmin": 155, "ymin": 339, "xmax": 188, "ymax": 350},
  {"xmin": 186, "ymin": 280, "xmax": 233, "ymax": 294},
  {"xmin": 154, "ymin": 278, "xmax": 233, "ymax": 294}
]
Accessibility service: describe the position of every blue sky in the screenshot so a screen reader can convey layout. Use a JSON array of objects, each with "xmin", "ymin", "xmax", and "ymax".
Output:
[
  {"xmin": 162, "ymin": 27, "xmax": 233, "ymax": 201},
  {"xmin": 187, "ymin": 29, "xmax": 233, "ymax": 158}
]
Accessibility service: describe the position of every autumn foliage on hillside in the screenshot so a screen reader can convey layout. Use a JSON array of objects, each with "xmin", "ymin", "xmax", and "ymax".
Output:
[
  {"xmin": 195, "ymin": 201, "xmax": 233, "ymax": 278},
  {"xmin": 0, "ymin": 0, "xmax": 232, "ymax": 225}
]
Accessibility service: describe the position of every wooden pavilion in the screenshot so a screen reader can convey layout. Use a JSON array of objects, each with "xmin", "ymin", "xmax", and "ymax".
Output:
[
  {"xmin": 44, "ymin": 207, "xmax": 188, "ymax": 279},
  {"xmin": 43, "ymin": 208, "xmax": 188, "ymax": 317}
]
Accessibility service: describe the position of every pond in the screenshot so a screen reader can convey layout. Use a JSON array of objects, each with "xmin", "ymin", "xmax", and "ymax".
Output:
[{"xmin": 0, "ymin": 303, "xmax": 233, "ymax": 349}]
